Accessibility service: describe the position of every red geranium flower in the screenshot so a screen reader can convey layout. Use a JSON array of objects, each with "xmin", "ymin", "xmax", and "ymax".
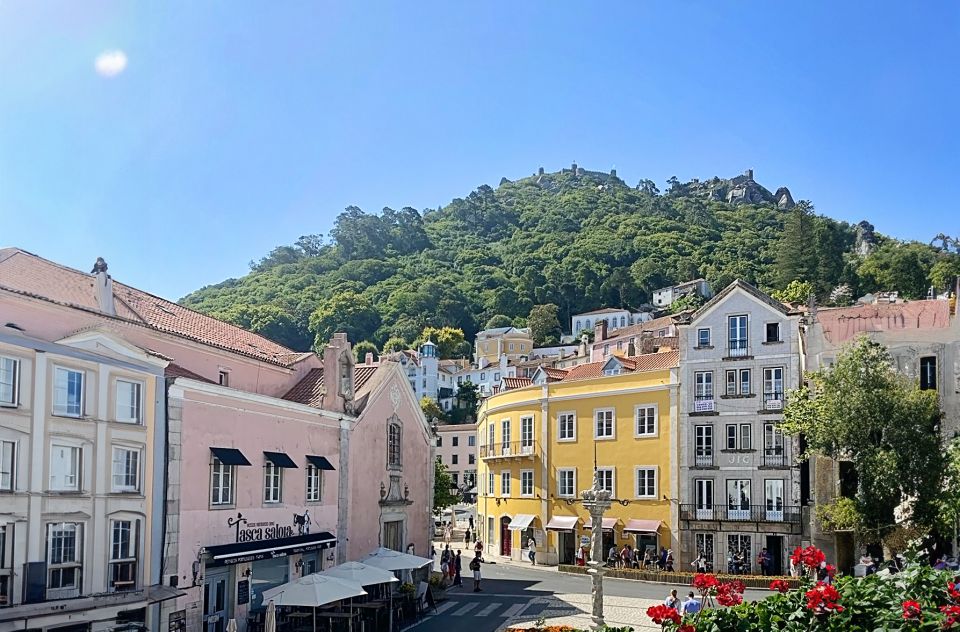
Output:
[
  {"xmin": 949, "ymin": 582, "xmax": 960, "ymax": 602},
  {"xmin": 902, "ymin": 600, "xmax": 922, "ymax": 621},
  {"xmin": 942, "ymin": 604, "xmax": 960, "ymax": 628},
  {"xmin": 678, "ymin": 625, "xmax": 696, "ymax": 632},
  {"xmin": 805, "ymin": 582, "xmax": 844, "ymax": 614},
  {"xmin": 692, "ymin": 573, "xmax": 720, "ymax": 593},
  {"xmin": 715, "ymin": 580, "xmax": 745, "ymax": 606},
  {"xmin": 791, "ymin": 545, "xmax": 827, "ymax": 571},
  {"xmin": 770, "ymin": 579, "xmax": 791, "ymax": 593},
  {"xmin": 646, "ymin": 604, "xmax": 681, "ymax": 625}
]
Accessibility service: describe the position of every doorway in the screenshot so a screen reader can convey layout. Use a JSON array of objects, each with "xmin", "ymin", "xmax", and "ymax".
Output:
[
  {"xmin": 765, "ymin": 535, "xmax": 784, "ymax": 575},
  {"xmin": 500, "ymin": 517, "xmax": 512, "ymax": 556},
  {"xmin": 558, "ymin": 531, "xmax": 575, "ymax": 565},
  {"xmin": 203, "ymin": 568, "xmax": 230, "ymax": 632}
]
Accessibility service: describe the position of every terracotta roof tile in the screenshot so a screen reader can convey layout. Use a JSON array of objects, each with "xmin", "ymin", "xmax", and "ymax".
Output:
[
  {"xmin": 165, "ymin": 363, "xmax": 215, "ymax": 383},
  {"xmin": 502, "ymin": 377, "xmax": 533, "ymax": 390},
  {"xmin": 281, "ymin": 365, "xmax": 380, "ymax": 408},
  {"xmin": 0, "ymin": 248, "xmax": 303, "ymax": 366},
  {"xmin": 542, "ymin": 367, "xmax": 569, "ymax": 380},
  {"xmin": 816, "ymin": 301, "xmax": 951, "ymax": 344},
  {"xmin": 562, "ymin": 350, "xmax": 679, "ymax": 382}
]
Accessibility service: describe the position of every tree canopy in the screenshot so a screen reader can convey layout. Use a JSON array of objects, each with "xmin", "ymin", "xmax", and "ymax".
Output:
[{"xmin": 180, "ymin": 168, "xmax": 951, "ymax": 351}]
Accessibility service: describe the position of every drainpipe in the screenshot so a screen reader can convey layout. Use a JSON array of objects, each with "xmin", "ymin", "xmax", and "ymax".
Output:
[{"xmin": 337, "ymin": 416, "xmax": 350, "ymax": 564}]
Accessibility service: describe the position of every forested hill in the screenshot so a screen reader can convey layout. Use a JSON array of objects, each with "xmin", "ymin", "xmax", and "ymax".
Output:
[{"xmin": 180, "ymin": 166, "xmax": 959, "ymax": 352}]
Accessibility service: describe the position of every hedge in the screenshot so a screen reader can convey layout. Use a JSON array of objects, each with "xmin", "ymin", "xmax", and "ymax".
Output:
[{"xmin": 557, "ymin": 564, "xmax": 801, "ymax": 589}]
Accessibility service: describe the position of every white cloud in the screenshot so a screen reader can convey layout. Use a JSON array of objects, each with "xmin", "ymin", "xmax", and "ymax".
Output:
[{"xmin": 94, "ymin": 50, "xmax": 127, "ymax": 77}]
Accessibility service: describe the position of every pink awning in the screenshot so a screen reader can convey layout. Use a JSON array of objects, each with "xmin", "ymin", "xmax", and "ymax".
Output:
[
  {"xmin": 582, "ymin": 517, "xmax": 620, "ymax": 531},
  {"xmin": 545, "ymin": 515, "xmax": 579, "ymax": 531},
  {"xmin": 623, "ymin": 519, "xmax": 661, "ymax": 534}
]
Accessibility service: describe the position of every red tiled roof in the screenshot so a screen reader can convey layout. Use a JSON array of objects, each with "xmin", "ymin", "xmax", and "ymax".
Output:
[
  {"xmin": 542, "ymin": 367, "xmax": 569, "ymax": 381},
  {"xmin": 281, "ymin": 365, "xmax": 380, "ymax": 408},
  {"xmin": 165, "ymin": 363, "xmax": 215, "ymax": 383},
  {"xmin": 595, "ymin": 315, "xmax": 678, "ymax": 342},
  {"xmin": 816, "ymin": 301, "xmax": 952, "ymax": 344},
  {"xmin": 562, "ymin": 350, "xmax": 679, "ymax": 381},
  {"xmin": 0, "ymin": 248, "xmax": 304, "ymax": 366},
  {"xmin": 502, "ymin": 377, "xmax": 533, "ymax": 390},
  {"xmin": 577, "ymin": 307, "xmax": 627, "ymax": 316}
]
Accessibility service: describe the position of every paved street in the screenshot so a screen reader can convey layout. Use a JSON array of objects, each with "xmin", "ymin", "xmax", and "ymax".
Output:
[{"xmin": 409, "ymin": 556, "xmax": 766, "ymax": 632}]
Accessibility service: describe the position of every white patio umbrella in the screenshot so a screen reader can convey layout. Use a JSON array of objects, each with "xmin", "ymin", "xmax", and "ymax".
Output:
[
  {"xmin": 225, "ymin": 619, "xmax": 237, "ymax": 632},
  {"xmin": 321, "ymin": 561, "xmax": 399, "ymax": 631},
  {"xmin": 361, "ymin": 547, "xmax": 433, "ymax": 571},
  {"xmin": 264, "ymin": 600, "xmax": 277, "ymax": 632},
  {"xmin": 262, "ymin": 574, "xmax": 367, "ymax": 632}
]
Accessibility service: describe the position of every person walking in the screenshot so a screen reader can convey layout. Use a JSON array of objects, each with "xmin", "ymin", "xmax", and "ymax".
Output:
[
  {"xmin": 691, "ymin": 552, "xmax": 706, "ymax": 573},
  {"xmin": 469, "ymin": 515, "xmax": 474, "ymax": 531},
  {"xmin": 464, "ymin": 528, "xmax": 471, "ymax": 546},
  {"xmin": 621, "ymin": 544, "xmax": 633, "ymax": 570},
  {"xmin": 643, "ymin": 548, "xmax": 653, "ymax": 569},
  {"xmin": 608, "ymin": 545, "xmax": 619, "ymax": 569},
  {"xmin": 665, "ymin": 589, "xmax": 681, "ymax": 612},
  {"xmin": 443, "ymin": 524, "xmax": 451, "ymax": 545},
  {"xmin": 658, "ymin": 546, "xmax": 668, "ymax": 571},
  {"xmin": 454, "ymin": 550, "xmax": 463, "ymax": 586},
  {"xmin": 666, "ymin": 549, "xmax": 675, "ymax": 572},
  {"xmin": 682, "ymin": 591, "xmax": 702, "ymax": 616},
  {"xmin": 527, "ymin": 537, "xmax": 537, "ymax": 565},
  {"xmin": 576, "ymin": 544, "xmax": 587, "ymax": 567},
  {"xmin": 758, "ymin": 547, "xmax": 772, "ymax": 576},
  {"xmin": 474, "ymin": 539, "xmax": 484, "ymax": 561},
  {"xmin": 470, "ymin": 554, "xmax": 482, "ymax": 592}
]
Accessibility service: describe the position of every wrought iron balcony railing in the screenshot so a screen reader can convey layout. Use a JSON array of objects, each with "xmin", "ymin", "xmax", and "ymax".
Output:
[
  {"xmin": 479, "ymin": 440, "xmax": 540, "ymax": 460},
  {"xmin": 680, "ymin": 503, "xmax": 801, "ymax": 524}
]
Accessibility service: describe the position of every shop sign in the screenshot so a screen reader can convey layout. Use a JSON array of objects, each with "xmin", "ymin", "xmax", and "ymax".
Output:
[
  {"xmin": 228, "ymin": 512, "xmax": 297, "ymax": 543},
  {"xmin": 237, "ymin": 580, "xmax": 250, "ymax": 605},
  {"xmin": 580, "ymin": 535, "xmax": 591, "ymax": 547}
]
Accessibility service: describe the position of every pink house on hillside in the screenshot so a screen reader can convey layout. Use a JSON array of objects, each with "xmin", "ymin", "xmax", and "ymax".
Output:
[{"xmin": 0, "ymin": 249, "xmax": 434, "ymax": 632}]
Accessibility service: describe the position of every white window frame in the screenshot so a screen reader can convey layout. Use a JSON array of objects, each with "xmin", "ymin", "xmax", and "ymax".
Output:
[
  {"xmin": 115, "ymin": 379, "xmax": 143, "ymax": 424},
  {"xmin": 694, "ymin": 371, "xmax": 713, "ymax": 399},
  {"xmin": 763, "ymin": 367, "xmax": 784, "ymax": 400},
  {"xmin": 765, "ymin": 322, "xmax": 782, "ymax": 343},
  {"xmin": 210, "ymin": 457, "xmax": 234, "ymax": 506},
  {"xmin": 726, "ymin": 479, "xmax": 751, "ymax": 518},
  {"xmin": 46, "ymin": 522, "xmax": 82, "ymax": 592},
  {"xmin": 634, "ymin": 466, "xmax": 658, "ymax": 499},
  {"xmin": 520, "ymin": 416, "xmax": 534, "ymax": 452},
  {"xmin": 500, "ymin": 418, "xmax": 511, "ymax": 455},
  {"xmin": 695, "ymin": 478, "xmax": 714, "ymax": 516},
  {"xmin": 111, "ymin": 446, "xmax": 141, "ymax": 493},
  {"xmin": 765, "ymin": 479, "xmax": 785, "ymax": 520},
  {"xmin": 500, "ymin": 470, "xmax": 511, "ymax": 497},
  {"xmin": 487, "ymin": 472, "xmax": 495, "ymax": 497},
  {"xmin": 109, "ymin": 519, "xmax": 137, "ymax": 591},
  {"xmin": 49, "ymin": 444, "xmax": 80, "ymax": 491},
  {"xmin": 53, "ymin": 366, "xmax": 84, "ymax": 418},
  {"xmin": 0, "ymin": 356, "xmax": 19, "ymax": 407},
  {"xmin": 468, "ymin": 435, "xmax": 476, "ymax": 447},
  {"xmin": 634, "ymin": 404, "xmax": 658, "ymax": 437},
  {"xmin": 306, "ymin": 464, "xmax": 322, "ymax": 502},
  {"xmin": 557, "ymin": 411, "xmax": 576, "ymax": 442},
  {"xmin": 0, "ymin": 440, "xmax": 15, "ymax": 492},
  {"xmin": 557, "ymin": 468, "xmax": 576, "ymax": 498},
  {"xmin": 594, "ymin": 408, "xmax": 615, "ymax": 440},
  {"xmin": 596, "ymin": 467, "xmax": 615, "ymax": 495},
  {"xmin": 520, "ymin": 469, "xmax": 534, "ymax": 497},
  {"xmin": 696, "ymin": 328, "xmax": 711, "ymax": 347},
  {"xmin": 264, "ymin": 461, "xmax": 283, "ymax": 503}
]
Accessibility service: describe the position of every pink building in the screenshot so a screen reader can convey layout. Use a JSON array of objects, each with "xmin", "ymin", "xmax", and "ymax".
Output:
[{"xmin": 0, "ymin": 249, "xmax": 434, "ymax": 632}]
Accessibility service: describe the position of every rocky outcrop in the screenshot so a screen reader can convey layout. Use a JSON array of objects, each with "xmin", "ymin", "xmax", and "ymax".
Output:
[
  {"xmin": 855, "ymin": 221, "xmax": 878, "ymax": 256},
  {"xmin": 686, "ymin": 169, "xmax": 795, "ymax": 209}
]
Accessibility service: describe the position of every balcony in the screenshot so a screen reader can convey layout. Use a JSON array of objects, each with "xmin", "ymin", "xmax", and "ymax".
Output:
[
  {"xmin": 762, "ymin": 392, "xmax": 784, "ymax": 412},
  {"xmin": 479, "ymin": 440, "xmax": 540, "ymax": 461},
  {"xmin": 725, "ymin": 339, "xmax": 752, "ymax": 360},
  {"xmin": 694, "ymin": 451, "xmax": 715, "ymax": 468},
  {"xmin": 680, "ymin": 504, "xmax": 802, "ymax": 524},
  {"xmin": 762, "ymin": 448, "xmax": 788, "ymax": 468}
]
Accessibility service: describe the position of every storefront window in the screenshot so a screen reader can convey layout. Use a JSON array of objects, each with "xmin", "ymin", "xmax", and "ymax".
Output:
[{"xmin": 251, "ymin": 557, "xmax": 290, "ymax": 610}]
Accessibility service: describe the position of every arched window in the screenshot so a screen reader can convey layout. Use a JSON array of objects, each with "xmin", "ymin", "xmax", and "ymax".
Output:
[
  {"xmin": 388, "ymin": 419, "xmax": 402, "ymax": 470},
  {"xmin": 575, "ymin": 320, "xmax": 581, "ymax": 332},
  {"xmin": 620, "ymin": 316, "xmax": 626, "ymax": 328},
  {"xmin": 585, "ymin": 319, "xmax": 592, "ymax": 329}
]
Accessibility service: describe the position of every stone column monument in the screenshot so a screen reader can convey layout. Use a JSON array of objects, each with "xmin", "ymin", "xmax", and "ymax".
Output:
[{"xmin": 581, "ymin": 469, "xmax": 613, "ymax": 630}]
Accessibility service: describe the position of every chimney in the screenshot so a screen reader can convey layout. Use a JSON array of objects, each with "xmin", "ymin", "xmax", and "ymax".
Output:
[
  {"xmin": 627, "ymin": 340, "xmax": 636, "ymax": 357},
  {"xmin": 365, "ymin": 352, "xmax": 374, "ymax": 365},
  {"xmin": 595, "ymin": 320, "xmax": 607, "ymax": 342},
  {"xmin": 321, "ymin": 333, "xmax": 355, "ymax": 414},
  {"xmin": 91, "ymin": 258, "xmax": 115, "ymax": 317}
]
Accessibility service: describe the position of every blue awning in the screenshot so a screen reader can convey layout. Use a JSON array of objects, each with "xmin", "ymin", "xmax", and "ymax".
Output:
[
  {"xmin": 264, "ymin": 451, "xmax": 298, "ymax": 468},
  {"xmin": 210, "ymin": 447, "xmax": 251, "ymax": 466},
  {"xmin": 306, "ymin": 455, "xmax": 336, "ymax": 471}
]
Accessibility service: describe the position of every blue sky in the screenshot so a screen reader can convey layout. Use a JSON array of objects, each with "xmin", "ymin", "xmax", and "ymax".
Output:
[{"xmin": 1, "ymin": 2, "xmax": 957, "ymax": 300}]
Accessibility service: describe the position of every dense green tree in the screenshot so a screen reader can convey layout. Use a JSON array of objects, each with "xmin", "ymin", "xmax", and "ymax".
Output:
[
  {"xmin": 527, "ymin": 304, "xmax": 562, "ymax": 346},
  {"xmin": 774, "ymin": 202, "xmax": 818, "ymax": 288},
  {"xmin": 433, "ymin": 458, "xmax": 459, "ymax": 512},
  {"xmin": 455, "ymin": 380, "xmax": 480, "ymax": 422},
  {"xmin": 856, "ymin": 241, "xmax": 939, "ymax": 299},
  {"xmin": 771, "ymin": 280, "xmax": 814, "ymax": 305},
  {"xmin": 307, "ymin": 291, "xmax": 381, "ymax": 350},
  {"xmin": 353, "ymin": 340, "xmax": 378, "ymax": 363},
  {"xmin": 484, "ymin": 314, "xmax": 512, "ymax": 329},
  {"xmin": 420, "ymin": 397, "xmax": 446, "ymax": 423},
  {"xmin": 929, "ymin": 255, "xmax": 960, "ymax": 293},
  {"xmin": 382, "ymin": 336, "xmax": 408, "ymax": 353},
  {"xmin": 414, "ymin": 326, "xmax": 468, "ymax": 359},
  {"xmin": 782, "ymin": 337, "xmax": 944, "ymax": 543}
]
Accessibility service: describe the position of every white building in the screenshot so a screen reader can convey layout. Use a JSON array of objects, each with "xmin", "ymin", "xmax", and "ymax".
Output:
[
  {"xmin": 0, "ymin": 326, "xmax": 176, "ymax": 631},
  {"xmin": 652, "ymin": 278, "xmax": 713, "ymax": 309},
  {"xmin": 434, "ymin": 422, "xmax": 478, "ymax": 493},
  {"xmin": 570, "ymin": 308, "xmax": 653, "ymax": 337},
  {"xmin": 453, "ymin": 356, "xmax": 517, "ymax": 399},
  {"xmin": 677, "ymin": 280, "xmax": 803, "ymax": 575},
  {"xmin": 381, "ymin": 342, "xmax": 460, "ymax": 411}
]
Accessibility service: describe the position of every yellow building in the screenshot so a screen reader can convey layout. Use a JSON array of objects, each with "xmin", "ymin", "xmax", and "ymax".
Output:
[
  {"xmin": 474, "ymin": 326, "xmax": 533, "ymax": 366},
  {"xmin": 476, "ymin": 350, "xmax": 679, "ymax": 566}
]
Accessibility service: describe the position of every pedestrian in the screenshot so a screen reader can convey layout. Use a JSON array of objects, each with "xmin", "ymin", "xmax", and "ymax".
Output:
[
  {"xmin": 464, "ymin": 528, "xmax": 471, "ymax": 546},
  {"xmin": 454, "ymin": 550, "xmax": 463, "ymax": 586},
  {"xmin": 666, "ymin": 549, "xmax": 675, "ymax": 572},
  {"xmin": 440, "ymin": 557, "xmax": 450, "ymax": 586},
  {"xmin": 643, "ymin": 548, "xmax": 653, "ymax": 569},
  {"xmin": 607, "ymin": 545, "xmax": 619, "ymax": 568},
  {"xmin": 658, "ymin": 546, "xmax": 667, "ymax": 571},
  {"xmin": 758, "ymin": 547, "xmax": 771, "ymax": 576},
  {"xmin": 664, "ymin": 588, "xmax": 681, "ymax": 612},
  {"xmin": 470, "ymin": 554, "xmax": 482, "ymax": 592},
  {"xmin": 443, "ymin": 524, "xmax": 451, "ymax": 544},
  {"xmin": 576, "ymin": 545, "xmax": 587, "ymax": 567},
  {"xmin": 474, "ymin": 539, "xmax": 484, "ymax": 561},
  {"xmin": 469, "ymin": 515, "xmax": 474, "ymax": 531},
  {"xmin": 682, "ymin": 591, "xmax": 702, "ymax": 616},
  {"xmin": 430, "ymin": 545, "xmax": 436, "ymax": 564},
  {"xmin": 527, "ymin": 536, "xmax": 537, "ymax": 565}
]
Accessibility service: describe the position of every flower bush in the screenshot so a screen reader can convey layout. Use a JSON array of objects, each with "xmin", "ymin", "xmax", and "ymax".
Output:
[{"xmin": 647, "ymin": 547, "xmax": 960, "ymax": 631}]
